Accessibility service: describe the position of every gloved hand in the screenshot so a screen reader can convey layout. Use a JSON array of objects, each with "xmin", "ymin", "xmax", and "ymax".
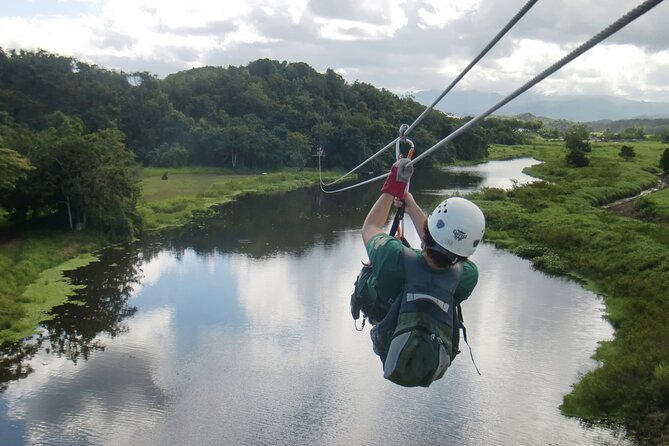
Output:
[{"xmin": 381, "ymin": 158, "xmax": 413, "ymax": 200}]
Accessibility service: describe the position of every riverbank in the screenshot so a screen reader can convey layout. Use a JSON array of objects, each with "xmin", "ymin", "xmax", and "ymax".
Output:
[
  {"xmin": 471, "ymin": 139, "xmax": 669, "ymax": 444},
  {"xmin": 0, "ymin": 168, "xmax": 339, "ymax": 343}
]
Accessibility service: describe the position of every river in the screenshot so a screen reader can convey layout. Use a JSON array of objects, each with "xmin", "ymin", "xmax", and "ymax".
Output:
[{"xmin": 0, "ymin": 158, "xmax": 630, "ymax": 445}]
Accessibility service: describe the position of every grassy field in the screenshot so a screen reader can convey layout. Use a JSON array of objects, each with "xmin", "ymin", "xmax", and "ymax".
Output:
[
  {"xmin": 140, "ymin": 167, "xmax": 253, "ymax": 201},
  {"xmin": 0, "ymin": 168, "xmax": 339, "ymax": 343},
  {"xmin": 138, "ymin": 167, "xmax": 336, "ymax": 230},
  {"xmin": 473, "ymin": 138, "xmax": 669, "ymax": 444}
]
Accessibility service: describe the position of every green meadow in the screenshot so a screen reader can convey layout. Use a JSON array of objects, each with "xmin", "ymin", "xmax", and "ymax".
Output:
[{"xmin": 138, "ymin": 168, "xmax": 336, "ymax": 230}]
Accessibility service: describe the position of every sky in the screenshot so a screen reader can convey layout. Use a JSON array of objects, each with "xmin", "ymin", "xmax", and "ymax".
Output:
[{"xmin": 1, "ymin": 0, "xmax": 669, "ymax": 101}]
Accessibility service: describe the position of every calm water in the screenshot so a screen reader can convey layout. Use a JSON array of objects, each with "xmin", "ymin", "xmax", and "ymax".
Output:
[{"xmin": 0, "ymin": 159, "xmax": 630, "ymax": 445}]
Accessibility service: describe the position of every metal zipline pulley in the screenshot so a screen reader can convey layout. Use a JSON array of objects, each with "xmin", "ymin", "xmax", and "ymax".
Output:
[
  {"xmin": 390, "ymin": 124, "xmax": 415, "ymax": 241},
  {"xmin": 395, "ymin": 123, "xmax": 414, "ymax": 161}
]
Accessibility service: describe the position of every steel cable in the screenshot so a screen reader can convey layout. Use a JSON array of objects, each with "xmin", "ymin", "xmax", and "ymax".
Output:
[
  {"xmin": 322, "ymin": 0, "xmax": 665, "ymax": 194},
  {"xmin": 319, "ymin": 0, "xmax": 541, "ymax": 189}
]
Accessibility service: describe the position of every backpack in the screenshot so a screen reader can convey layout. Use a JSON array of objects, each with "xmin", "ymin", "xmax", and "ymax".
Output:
[
  {"xmin": 370, "ymin": 248, "xmax": 464, "ymax": 388},
  {"xmin": 350, "ymin": 237, "xmax": 411, "ymax": 326},
  {"xmin": 350, "ymin": 263, "xmax": 391, "ymax": 326}
]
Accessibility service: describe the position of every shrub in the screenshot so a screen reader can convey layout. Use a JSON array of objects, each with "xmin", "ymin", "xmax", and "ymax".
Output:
[
  {"xmin": 565, "ymin": 148, "xmax": 590, "ymax": 167},
  {"xmin": 480, "ymin": 187, "xmax": 507, "ymax": 201},
  {"xmin": 619, "ymin": 145, "xmax": 635, "ymax": 159},
  {"xmin": 633, "ymin": 196, "xmax": 660, "ymax": 221}
]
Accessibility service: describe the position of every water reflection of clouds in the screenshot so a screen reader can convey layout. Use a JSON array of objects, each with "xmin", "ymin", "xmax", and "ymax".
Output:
[
  {"xmin": 4, "ymin": 307, "xmax": 175, "ymax": 446},
  {"xmin": 133, "ymin": 250, "xmax": 181, "ymax": 295},
  {"xmin": 231, "ymin": 253, "xmax": 305, "ymax": 330},
  {"xmin": 426, "ymin": 158, "xmax": 542, "ymax": 196},
  {"xmin": 449, "ymin": 158, "xmax": 542, "ymax": 188},
  {"xmin": 123, "ymin": 233, "xmax": 400, "ymax": 445},
  {"xmin": 455, "ymin": 244, "xmax": 622, "ymax": 444}
]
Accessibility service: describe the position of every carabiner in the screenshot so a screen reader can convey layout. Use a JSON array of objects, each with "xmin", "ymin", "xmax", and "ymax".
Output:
[{"xmin": 395, "ymin": 123, "xmax": 415, "ymax": 161}]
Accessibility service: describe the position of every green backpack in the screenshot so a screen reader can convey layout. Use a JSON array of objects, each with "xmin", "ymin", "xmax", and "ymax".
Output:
[
  {"xmin": 350, "ymin": 263, "xmax": 392, "ymax": 326},
  {"xmin": 370, "ymin": 247, "xmax": 465, "ymax": 387}
]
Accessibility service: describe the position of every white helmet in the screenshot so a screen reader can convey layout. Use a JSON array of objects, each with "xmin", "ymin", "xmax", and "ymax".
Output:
[{"xmin": 427, "ymin": 197, "xmax": 485, "ymax": 257}]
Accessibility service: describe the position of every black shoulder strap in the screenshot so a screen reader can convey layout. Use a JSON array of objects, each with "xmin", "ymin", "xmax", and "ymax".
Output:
[
  {"xmin": 388, "ymin": 205, "xmax": 404, "ymax": 237},
  {"xmin": 457, "ymin": 304, "xmax": 481, "ymax": 376}
]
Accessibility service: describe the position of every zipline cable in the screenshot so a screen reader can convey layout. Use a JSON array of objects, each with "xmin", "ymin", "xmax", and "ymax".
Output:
[
  {"xmin": 411, "ymin": 0, "xmax": 664, "ymax": 165},
  {"xmin": 319, "ymin": 0, "xmax": 541, "ymax": 189},
  {"xmin": 401, "ymin": 0, "xmax": 540, "ymax": 138},
  {"xmin": 322, "ymin": 0, "xmax": 665, "ymax": 194}
]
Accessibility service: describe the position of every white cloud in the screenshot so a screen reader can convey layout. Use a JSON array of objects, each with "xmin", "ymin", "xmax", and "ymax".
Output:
[
  {"xmin": 1, "ymin": 0, "xmax": 668, "ymax": 100},
  {"xmin": 417, "ymin": 0, "xmax": 481, "ymax": 29},
  {"xmin": 532, "ymin": 45, "xmax": 669, "ymax": 100},
  {"xmin": 0, "ymin": 16, "xmax": 98, "ymax": 56},
  {"xmin": 496, "ymin": 39, "xmax": 566, "ymax": 78}
]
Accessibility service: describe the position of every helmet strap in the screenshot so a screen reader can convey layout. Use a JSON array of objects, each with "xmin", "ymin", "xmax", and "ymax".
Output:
[{"xmin": 425, "ymin": 242, "xmax": 461, "ymax": 265}]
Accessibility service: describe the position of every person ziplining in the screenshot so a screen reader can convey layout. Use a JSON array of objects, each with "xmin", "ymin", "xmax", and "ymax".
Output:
[
  {"xmin": 351, "ymin": 156, "xmax": 485, "ymax": 387},
  {"xmin": 337, "ymin": 0, "xmax": 665, "ymax": 387}
]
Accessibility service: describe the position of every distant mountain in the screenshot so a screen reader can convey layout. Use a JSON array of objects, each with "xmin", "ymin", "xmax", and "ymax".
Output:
[{"xmin": 412, "ymin": 89, "xmax": 669, "ymax": 122}]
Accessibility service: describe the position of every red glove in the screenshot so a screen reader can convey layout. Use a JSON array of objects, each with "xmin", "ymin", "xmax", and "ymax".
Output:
[{"xmin": 381, "ymin": 158, "xmax": 413, "ymax": 200}]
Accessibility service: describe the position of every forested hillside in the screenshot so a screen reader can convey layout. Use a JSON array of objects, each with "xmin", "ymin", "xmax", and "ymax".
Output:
[
  {"xmin": 0, "ymin": 49, "xmax": 498, "ymax": 170},
  {"xmin": 0, "ymin": 49, "xmax": 544, "ymax": 237}
]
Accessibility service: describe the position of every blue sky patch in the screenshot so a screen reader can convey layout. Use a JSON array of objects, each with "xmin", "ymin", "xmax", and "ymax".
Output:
[{"xmin": 3, "ymin": 0, "xmax": 101, "ymax": 19}]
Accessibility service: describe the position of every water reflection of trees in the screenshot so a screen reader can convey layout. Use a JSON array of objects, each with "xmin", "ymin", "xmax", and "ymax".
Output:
[
  {"xmin": 0, "ymin": 242, "xmax": 161, "ymax": 391},
  {"xmin": 162, "ymin": 186, "xmax": 381, "ymax": 258},
  {"xmin": 0, "ymin": 341, "xmax": 39, "ymax": 392}
]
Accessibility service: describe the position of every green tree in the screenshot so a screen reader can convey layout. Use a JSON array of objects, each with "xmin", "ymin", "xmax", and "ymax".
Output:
[
  {"xmin": 2, "ymin": 50, "xmax": 496, "ymax": 171},
  {"xmin": 284, "ymin": 131, "xmax": 312, "ymax": 170},
  {"xmin": 565, "ymin": 148, "xmax": 590, "ymax": 167},
  {"xmin": 148, "ymin": 143, "xmax": 189, "ymax": 167},
  {"xmin": 564, "ymin": 124, "xmax": 592, "ymax": 153},
  {"xmin": 660, "ymin": 148, "xmax": 669, "ymax": 173},
  {"xmin": 658, "ymin": 127, "xmax": 669, "ymax": 143},
  {"xmin": 120, "ymin": 72, "xmax": 192, "ymax": 164},
  {"xmin": 4, "ymin": 114, "xmax": 140, "ymax": 238},
  {"xmin": 0, "ymin": 145, "xmax": 33, "ymax": 192},
  {"xmin": 620, "ymin": 126, "xmax": 645, "ymax": 140},
  {"xmin": 563, "ymin": 124, "xmax": 591, "ymax": 167},
  {"xmin": 538, "ymin": 127, "xmax": 560, "ymax": 139}
]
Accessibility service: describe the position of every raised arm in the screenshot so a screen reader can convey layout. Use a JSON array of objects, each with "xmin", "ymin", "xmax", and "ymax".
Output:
[
  {"xmin": 361, "ymin": 193, "xmax": 395, "ymax": 246},
  {"xmin": 402, "ymin": 192, "xmax": 427, "ymax": 242}
]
